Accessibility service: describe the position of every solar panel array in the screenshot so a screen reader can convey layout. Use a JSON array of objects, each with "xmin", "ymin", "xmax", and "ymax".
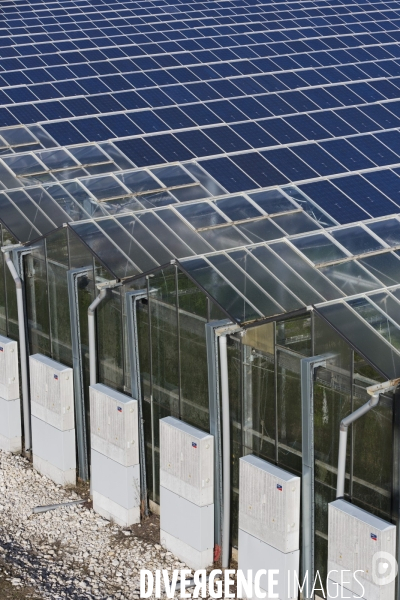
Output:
[{"xmin": 2, "ymin": 0, "xmax": 400, "ymax": 324}]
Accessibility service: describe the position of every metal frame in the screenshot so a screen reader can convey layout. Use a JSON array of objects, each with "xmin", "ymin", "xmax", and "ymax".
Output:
[
  {"xmin": 126, "ymin": 288, "xmax": 149, "ymax": 517},
  {"xmin": 392, "ymin": 383, "xmax": 400, "ymax": 600},
  {"xmin": 205, "ymin": 319, "xmax": 240, "ymax": 559},
  {"xmin": 67, "ymin": 266, "xmax": 92, "ymax": 482},
  {"xmin": 301, "ymin": 353, "xmax": 331, "ymax": 599}
]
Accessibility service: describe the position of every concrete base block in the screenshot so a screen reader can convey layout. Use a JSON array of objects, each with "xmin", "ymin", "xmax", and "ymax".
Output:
[
  {"xmin": 91, "ymin": 450, "xmax": 140, "ymax": 510},
  {"xmin": 0, "ymin": 431, "xmax": 21, "ymax": 453},
  {"xmin": 93, "ymin": 490, "xmax": 140, "ymax": 527},
  {"xmin": 0, "ymin": 397, "xmax": 21, "ymax": 453},
  {"xmin": 238, "ymin": 529, "xmax": 299, "ymax": 599},
  {"xmin": 160, "ymin": 529, "xmax": 213, "ymax": 570},
  {"xmin": 160, "ymin": 486, "xmax": 214, "ymax": 552},
  {"xmin": 31, "ymin": 416, "xmax": 76, "ymax": 486},
  {"xmin": 33, "ymin": 454, "xmax": 76, "ymax": 486}
]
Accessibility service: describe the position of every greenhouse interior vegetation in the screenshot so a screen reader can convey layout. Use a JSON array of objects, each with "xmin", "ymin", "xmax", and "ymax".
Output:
[{"xmin": 3, "ymin": 0, "xmax": 400, "ymax": 593}]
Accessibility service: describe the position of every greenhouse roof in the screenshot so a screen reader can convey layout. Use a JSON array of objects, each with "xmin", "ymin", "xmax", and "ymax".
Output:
[
  {"xmin": 2, "ymin": 0, "xmax": 400, "ymax": 360},
  {"xmin": 315, "ymin": 288, "xmax": 400, "ymax": 379}
]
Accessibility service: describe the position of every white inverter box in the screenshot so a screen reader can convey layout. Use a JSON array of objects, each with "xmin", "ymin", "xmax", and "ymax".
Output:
[
  {"xmin": 29, "ymin": 354, "xmax": 74, "ymax": 431},
  {"xmin": 160, "ymin": 416, "xmax": 214, "ymax": 507},
  {"xmin": 239, "ymin": 454, "xmax": 300, "ymax": 553},
  {"xmin": 328, "ymin": 499, "xmax": 396, "ymax": 600},
  {"xmin": 0, "ymin": 335, "xmax": 19, "ymax": 400},
  {"xmin": 238, "ymin": 456, "xmax": 300, "ymax": 599},
  {"xmin": 89, "ymin": 383, "xmax": 139, "ymax": 467},
  {"xmin": 160, "ymin": 417, "xmax": 214, "ymax": 570}
]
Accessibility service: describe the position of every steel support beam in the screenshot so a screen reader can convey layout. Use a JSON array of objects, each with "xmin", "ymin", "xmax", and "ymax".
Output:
[
  {"xmin": 301, "ymin": 354, "xmax": 331, "ymax": 599},
  {"xmin": 67, "ymin": 267, "xmax": 91, "ymax": 481},
  {"xmin": 205, "ymin": 320, "xmax": 240, "ymax": 562},
  {"xmin": 126, "ymin": 289, "xmax": 149, "ymax": 516}
]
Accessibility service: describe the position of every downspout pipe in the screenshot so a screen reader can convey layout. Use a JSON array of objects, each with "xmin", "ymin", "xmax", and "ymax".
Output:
[
  {"xmin": 88, "ymin": 288, "xmax": 108, "ymax": 387},
  {"xmin": 4, "ymin": 251, "xmax": 31, "ymax": 452},
  {"xmin": 336, "ymin": 378, "xmax": 400, "ymax": 498},
  {"xmin": 219, "ymin": 334, "xmax": 230, "ymax": 569}
]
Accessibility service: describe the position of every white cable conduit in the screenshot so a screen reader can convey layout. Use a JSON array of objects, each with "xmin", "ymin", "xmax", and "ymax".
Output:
[
  {"xmin": 88, "ymin": 288, "xmax": 108, "ymax": 387},
  {"xmin": 4, "ymin": 251, "xmax": 31, "ymax": 452},
  {"xmin": 336, "ymin": 377, "xmax": 400, "ymax": 498}
]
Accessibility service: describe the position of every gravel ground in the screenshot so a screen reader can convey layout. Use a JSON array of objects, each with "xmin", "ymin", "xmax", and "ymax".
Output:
[{"xmin": 0, "ymin": 451, "xmax": 197, "ymax": 600}]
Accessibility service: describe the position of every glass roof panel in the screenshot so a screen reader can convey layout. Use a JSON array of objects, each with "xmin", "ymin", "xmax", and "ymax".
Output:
[
  {"xmin": 248, "ymin": 188, "xmax": 297, "ymax": 215},
  {"xmin": 0, "ymin": 192, "xmax": 39, "ymax": 242},
  {"xmin": 96, "ymin": 217, "xmax": 157, "ymax": 273},
  {"xmin": 272, "ymin": 212, "xmax": 320, "ymax": 235},
  {"xmin": 228, "ymin": 248, "xmax": 300, "ymax": 313},
  {"xmin": 117, "ymin": 169, "xmax": 161, "ymax": 194},
  {"xmin": 347, "ymin": 297, "xmax": 400, "ymax": 352},
  {"xmin": 251, "ymin": 244, "xmax": 323, "ymax": 306},
  {"xmin": 80, "ymin": 175, "xmax": 129, "ymax": 201},
  {"xmin": 176, "ymin": 202, "xmax": 226, "ymax": 229},
  {"xmin": 368, "ymin": 291, "xmax": 400, "ymax": 327},
  {"xmin": 6, "ymin": 189, "xmax": 55, "ymax": 235},
  {"xmin": 365, "ymin": 219, "xmax": 400, "ymax": 247},
  {"xmin": 291, "ymin": 232, "xmax": 347, "ymax": 264},
  {"xmin": 359, "ymin": 253, "xmax": 400, "ymax": 287},
  {"xmin": 315, "ymin": 301, "xmax": 400, "ymax": 379},
  {"xmin": 70, "ymin": 220, "xmax": 138, "ymax": 279},
  {"xmin": 215, "ymin": 195, "xmax": 261, "ymax": 221},
  {"xmin": 330, "ymin": 226, "xmax": 384, "ymax": 255},
  {"xmin": 319, "ymin": 260, "xmax": 383, "ymax": 295},
  {"xmin": 207, "ymin": 252, "xmax": 276, "ymax": 317},
  {"xmin": 181, "ymin": 256, "xmax": 260, "ymax": 323}
]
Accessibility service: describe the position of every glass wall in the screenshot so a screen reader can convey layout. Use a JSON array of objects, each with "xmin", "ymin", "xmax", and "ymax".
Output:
[
  {"xmin": 121, "ymin": 266, "xmax": 212, "ymax": 505},
  {"xmin": 222, "ymin": 311, "xmax": 392, "ymax": 572},
  {"xmin": 0, "ymin": 223, "xmax": 394, "ymax": 581},
  {"xmin": 0, "ymin": 224, "xmax": 18, "ymax": 340}
]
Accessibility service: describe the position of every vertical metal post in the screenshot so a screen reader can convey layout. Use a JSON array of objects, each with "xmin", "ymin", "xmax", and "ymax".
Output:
[
  {"xmin": 392, "ymin": 384, "xmax": 400, "ymax": 600},
  {"xmin": 206, "ymin": 320, "xmax": 239, "ymax": 561},
  {"xmin": 242, "ymin": 343, "xmax": 253, "ymax": 453},
  {"xmin": 301, "ymin": 354, "xmax": 329, "ymax": 599},
  {"xmin": 67, "ymin": 267, "xmax": 91, "ymax": 481},
  {"xmin": 147, "ymin": 277, "xmax": 156, "ymax": 501},
  {"xmin": 43, "ymin": 239, "xmax": 53, "ymax": 357},
  {"xmin": 126, "ymin": 289, "xmax": 149, "ymax": 517},
  {"xmin": 274, "ymin": 322, "xmax": 279, "ymax": 464},
  {"xmin": 174, "ymin": 265, "xmax": 182, "ymax": 419}
]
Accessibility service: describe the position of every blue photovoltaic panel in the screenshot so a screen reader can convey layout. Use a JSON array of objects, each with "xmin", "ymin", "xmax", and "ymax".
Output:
[{"xmin": 3, "ymin": 0, "xmax": 400, "ymax": 301}]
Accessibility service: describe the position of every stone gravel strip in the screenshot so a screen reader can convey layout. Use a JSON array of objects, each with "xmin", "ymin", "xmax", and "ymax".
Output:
[{"xmin": 0, "ymin": 451, "xmax": 192, "ymax": 600}]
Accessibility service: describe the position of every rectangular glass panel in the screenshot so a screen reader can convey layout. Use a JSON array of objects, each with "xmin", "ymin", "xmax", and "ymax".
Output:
[
  {"xmin": 117, "ymin": 214, "xmax": 173, "ymax": 265},
  {"xmin": 316, "ymin": 302, "xmax": 400, "ymax": 379},
  {"xmin": 181, "ymin": 257, "xmax": 260, "ymax": 323},
  {"xmin": 248, "ymin": 188, "xmax": 297, "ymax": 214},
  {"xmin": 207, "ymin": 253, "xmax": 276, "ymax": 317},
  {"xmin": 369, "ymin": 292, "xmax": 400, "ymax": 327},
  {"xmin": 319, "ymin": 261, "xmax": 382, "ymax": 295},
  {"xmin": 96, "ymin": 218, "xmax": 158, "ymax": 273},
  {"xmin": 347, "ymin": 297, "xmax": 400, "ymax": 352},
  {"xmin": 331, "ymin": 226, "xmax": 384, "ymax": 255},
  {"xmin": 251, "ymin": 245, "xmax": 324, "ymax": 305},
  {"xmin": 70, "ymin": 221, "xmax": 137, "ymax": 279},
  {"xmin": 360, "ymin": 253, "xmax": 400, "ymax": 287},
  {"xmin": 270, "ymin": 241, "xmax": 343, "ymax": 301},
  {"xmin": 137, "ymin": 212, "xmax": 194, "ymax": 258},
  {"xmin": 291, "ymin": 232, "xmax": 347, "ymax": 264},
  {"xmin": 366, "ymin": 219, "xmax": 400, "ymax": 247}
]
